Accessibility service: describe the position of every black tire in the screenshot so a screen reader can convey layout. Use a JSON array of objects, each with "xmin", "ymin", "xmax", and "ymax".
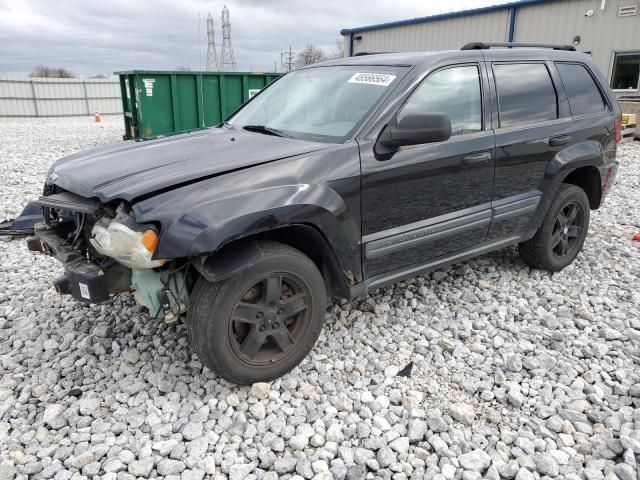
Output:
[
  {"xmin": 186, "ymin": 241, "xmax": 327, "ymax": 385},
  {"xmin": 518, "ymin": 183, "xmax": 590, "ymax": 272}
]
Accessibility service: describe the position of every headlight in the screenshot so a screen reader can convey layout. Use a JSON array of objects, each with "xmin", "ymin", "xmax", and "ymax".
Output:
[{"xmin": 90, "ymin": 221, "xmax": 165, "ymax": 269}]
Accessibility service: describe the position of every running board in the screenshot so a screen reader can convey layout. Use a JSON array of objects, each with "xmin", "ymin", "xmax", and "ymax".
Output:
[{"xmin": 350, "ymin": 236, "xmax": 521, "ymax": 297}]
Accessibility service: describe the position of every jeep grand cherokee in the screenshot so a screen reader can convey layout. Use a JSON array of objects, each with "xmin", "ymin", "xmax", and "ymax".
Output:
[{"xmin": 28, "ymin": 43, "xmax": 621, "ymax": 384}]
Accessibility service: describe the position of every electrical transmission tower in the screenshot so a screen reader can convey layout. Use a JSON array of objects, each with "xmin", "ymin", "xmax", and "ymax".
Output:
[
  {"xmin": 281, "ymin": 46, "xmax": 294, "ymax": 71},
  {"xmin": 219, "ymin": 6, "xmax": 237, "ymax": 71},
  {"xmin": 205, "ymin": 13, "xmax": 219, "ymax": 71}
]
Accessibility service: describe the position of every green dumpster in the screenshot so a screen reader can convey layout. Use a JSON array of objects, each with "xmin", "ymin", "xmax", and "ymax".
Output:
[{"xmin": 117, "ymin": 70, "xmax": 281, "ymax": 140}]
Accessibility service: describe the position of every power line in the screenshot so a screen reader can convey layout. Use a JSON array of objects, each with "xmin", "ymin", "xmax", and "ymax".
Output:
[{"xmin": 219, "ymin": 5, "xmax": 236, "ymax": 72}]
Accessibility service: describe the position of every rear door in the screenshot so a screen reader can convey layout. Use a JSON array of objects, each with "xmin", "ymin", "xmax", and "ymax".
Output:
[{"xmin": 486, "ymin": 59, "xmax": 572, "ymax": 241}]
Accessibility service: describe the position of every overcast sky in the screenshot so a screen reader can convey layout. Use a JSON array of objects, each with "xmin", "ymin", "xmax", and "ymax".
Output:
[{"xmin": 0, "ymin": 0, "xmax": 509, "ymax": 76}]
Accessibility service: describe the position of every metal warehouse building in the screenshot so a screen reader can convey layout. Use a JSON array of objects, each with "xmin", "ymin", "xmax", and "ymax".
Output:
[{"xmin": 341, "ymin": 0, "xmax": 640, "ymax": 96}]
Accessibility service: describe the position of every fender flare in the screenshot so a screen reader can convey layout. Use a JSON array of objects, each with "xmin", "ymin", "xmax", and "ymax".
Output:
[
  {"xmin": 525, "ymin": 140, "xmax": 605, "ymax": 236},
  {"xmin": 546, "ymin": 139, "xmax": 604, "ymax": 179},
  {"xmin": 190, "ymin": 225, "xmax": 354, "ymax": 297},
  {"xmin": 191, "ymin": 238, "xmax": 263, "ymax": 283}
]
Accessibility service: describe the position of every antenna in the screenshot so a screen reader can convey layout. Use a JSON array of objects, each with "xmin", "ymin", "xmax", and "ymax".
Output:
[
  {"xmin": 206, "ymin": 13, "xmax": 219, "ymax": 71},
  {"xmin": 220, "ymin": 6, "xmax": 237, "ymax": 71}
]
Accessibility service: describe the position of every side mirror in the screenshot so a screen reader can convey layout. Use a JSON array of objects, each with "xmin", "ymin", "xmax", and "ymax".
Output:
[{"xmin": 378, "ymin": 113, "xmax": 452, "ymax": 148}]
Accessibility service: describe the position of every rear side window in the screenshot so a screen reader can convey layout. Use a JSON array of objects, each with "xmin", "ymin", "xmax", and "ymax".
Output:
[
  {"xmin": 493, "ymin": 63, "xmax": 558, "ymax": 128},
  {"xmin": 556, "ymin": 63, "xmax": 608, "ymax": 116}
]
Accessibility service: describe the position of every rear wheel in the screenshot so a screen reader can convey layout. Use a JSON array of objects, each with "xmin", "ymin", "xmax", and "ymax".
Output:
[
  {"xmin": 187, "ymin": 241, "xmax": 326, "ymax": 385},
  {"xmin": 518, "ymin": 183, "xmax": 590, "ymax": 272}
]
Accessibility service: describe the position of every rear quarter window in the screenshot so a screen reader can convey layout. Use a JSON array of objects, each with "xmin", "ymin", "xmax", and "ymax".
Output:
[
  {"xmin": 493, "ymin": 63, "xmax": 558, "ymax": 128},
  {"xmin": 556, "ymin": 63, "xmax": 609, "ymax": 116}
]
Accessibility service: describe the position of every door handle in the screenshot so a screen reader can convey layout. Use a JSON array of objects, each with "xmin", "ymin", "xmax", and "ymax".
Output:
[
  {"xmin": 549, "ymin": 135, "xmax": 572, "ymax": 147},
  {"xmin": 461, "ymin": 152, "xmax": 491, "ymax": 166}
]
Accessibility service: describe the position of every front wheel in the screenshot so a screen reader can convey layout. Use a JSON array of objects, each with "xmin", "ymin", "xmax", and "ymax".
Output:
[
  {"xmin": 186, "ymin": 241, "xmax": 327, "ymax": 385},
  {"xmin": 518, "ymin": 183, "xmax": 590, "ymax": 272}
]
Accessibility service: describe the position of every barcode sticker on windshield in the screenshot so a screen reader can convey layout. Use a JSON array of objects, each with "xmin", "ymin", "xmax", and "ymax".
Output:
[{"xmin": 348, "ymin": 72, "xmax": 396, "ymax": 87}]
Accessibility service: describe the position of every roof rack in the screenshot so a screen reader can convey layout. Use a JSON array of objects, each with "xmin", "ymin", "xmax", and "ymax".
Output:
[
  {"xmin": 353, "ymin": 51, "xmax": 390, "ymax": 56},
  {"xmin": 461, "ymin": 42, "xmax": 576, "ymax": 52}
]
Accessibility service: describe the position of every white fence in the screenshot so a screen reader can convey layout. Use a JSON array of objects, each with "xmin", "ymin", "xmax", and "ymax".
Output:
[{"xmin": 0, "ymin": 76, "xmax": 122, "ymax": 117}]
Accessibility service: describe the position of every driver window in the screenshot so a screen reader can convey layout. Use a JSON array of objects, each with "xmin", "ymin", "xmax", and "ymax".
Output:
[{"xmin": 398, "ymin": 65, "xmax": 482, "ymax": 136}]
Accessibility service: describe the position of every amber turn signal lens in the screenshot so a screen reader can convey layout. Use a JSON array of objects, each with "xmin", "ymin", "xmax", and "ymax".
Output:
[{"xmin": 141, "ymin": 230, "xmax": 159, "ymax": 253}]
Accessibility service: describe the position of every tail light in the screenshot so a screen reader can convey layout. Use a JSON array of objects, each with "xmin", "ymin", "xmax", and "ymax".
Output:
[{"xmin": 614, "ymin": 114, "xmax": 622, "ymax": 145}]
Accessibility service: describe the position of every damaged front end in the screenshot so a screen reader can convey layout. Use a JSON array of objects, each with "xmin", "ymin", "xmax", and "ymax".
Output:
[{"xmin": 28, "ymin": 191, "xmax": 190, "ymax": 322}]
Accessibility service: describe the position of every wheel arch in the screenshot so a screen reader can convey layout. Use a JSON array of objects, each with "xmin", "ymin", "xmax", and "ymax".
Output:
[
  {"xmin": 253, "ymin": 224, "xmax": 354, "ymax": 298},
  {"xmin": 527, "ymin": 150, "xmax": 604, "ymax": 239},
  {"xmin": 561, "ymin": 165, "xmax": 602, "ymax": 210},
  {"xmin": 190, "ymin": 224, "xmax": 353, "ymax": 298},
  {"xmin": 546, "ymin": 140, "xmax": 604, "ymax": 210}
]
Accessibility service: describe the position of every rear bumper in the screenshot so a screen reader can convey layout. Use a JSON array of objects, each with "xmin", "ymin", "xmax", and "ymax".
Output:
[{"xmin": 31, "ymin": 223, "xmax": 131, "ymax": 303}]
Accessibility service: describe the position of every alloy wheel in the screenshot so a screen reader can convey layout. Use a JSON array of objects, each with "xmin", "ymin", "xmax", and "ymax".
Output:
[
  {"xmin": 228, "ymin": 273, "xmax": 310, "ymax": 366},
  {"xmin": 551, "ymin": 200, "xmax": 584, "ymax": 258}
]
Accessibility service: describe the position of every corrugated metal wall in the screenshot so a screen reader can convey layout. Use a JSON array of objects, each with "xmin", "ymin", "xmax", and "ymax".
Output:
[
  {"xmin": 342, "ymin": 0, "xmax": 640, "ymax": 89},
  {"xmin": 350, "ymin": 9, "xmax": 511, "ymax": 55},
  {"xmin": 514, "ymin": 0, "xmax": 640, "ymax": 80},
  {"xmin": 0, "ymin": 77, "xmax": 121, "ymax": 117}
]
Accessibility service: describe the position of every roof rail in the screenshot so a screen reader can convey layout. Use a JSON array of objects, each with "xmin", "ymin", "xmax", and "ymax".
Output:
[
  {"xmin": 461, "ymin": 42, "xmax": 576, "ymax": 52},
  {"xmin": 353, "ymin": 51, "xmax": 390, "ymax": 56}
]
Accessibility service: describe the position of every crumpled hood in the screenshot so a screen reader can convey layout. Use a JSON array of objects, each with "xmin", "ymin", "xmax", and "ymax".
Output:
[{"xmin": 49, "ymin": 127, "xmax": 328, "ymax": 202}]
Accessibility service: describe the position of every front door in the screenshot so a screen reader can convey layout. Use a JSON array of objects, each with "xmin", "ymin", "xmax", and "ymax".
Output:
[{"xmin": 360, "ymin": 63, "xmax": 495, "ymax": 278}]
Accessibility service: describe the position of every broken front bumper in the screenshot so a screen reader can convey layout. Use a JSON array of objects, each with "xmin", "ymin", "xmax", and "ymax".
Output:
[{"xmin": 30, "ymin": 223, "xmax": 131, "ymax": 304}]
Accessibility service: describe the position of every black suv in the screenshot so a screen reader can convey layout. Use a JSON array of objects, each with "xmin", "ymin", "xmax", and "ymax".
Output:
[{"xmin": 29, "ymin": 43, "xmax": 621, "ymax": 384}]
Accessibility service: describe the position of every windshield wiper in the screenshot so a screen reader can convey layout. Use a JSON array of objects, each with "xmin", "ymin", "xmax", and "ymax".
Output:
[{"xmin": 242, "ymin": 124, "xmax": 292, "ymax": 138}]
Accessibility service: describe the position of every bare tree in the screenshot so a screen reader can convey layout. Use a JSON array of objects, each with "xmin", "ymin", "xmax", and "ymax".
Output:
[
  {"xmin": 295, "ymin": 45, "xmax": 327, "ymax": 67},
  {"xmin": 89, "ymin": 74, "xmax": 107, "ymax": 79},
  {"xmin": 29, "ymin": 65, "xmax": 75, "ymax": 78}
]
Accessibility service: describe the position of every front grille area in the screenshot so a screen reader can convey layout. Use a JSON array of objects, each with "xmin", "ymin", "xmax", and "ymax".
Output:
[
  {"xmin": 34, "ymin": 190, "xmax": 134, "ymax": 301},
  {"xmin": 37, "ymin": 191, "xmax": 103, "ymax": 261}
]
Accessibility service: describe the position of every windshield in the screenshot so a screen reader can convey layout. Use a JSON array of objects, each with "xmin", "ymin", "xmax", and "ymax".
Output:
[{"xmin": 228, "ymin": 65, "xmax": 404, "ymax": 143}]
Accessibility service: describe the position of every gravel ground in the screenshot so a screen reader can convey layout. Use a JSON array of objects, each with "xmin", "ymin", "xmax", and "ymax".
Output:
[{"xmin": 0, "ymin": 117, "xmax": 639, "ymax": 480}]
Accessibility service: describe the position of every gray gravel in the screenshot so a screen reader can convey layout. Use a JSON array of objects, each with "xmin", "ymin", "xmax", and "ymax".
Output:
[{"xmin": 1, "ymin": 117, "xmax": 639, "ymax": 480}]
